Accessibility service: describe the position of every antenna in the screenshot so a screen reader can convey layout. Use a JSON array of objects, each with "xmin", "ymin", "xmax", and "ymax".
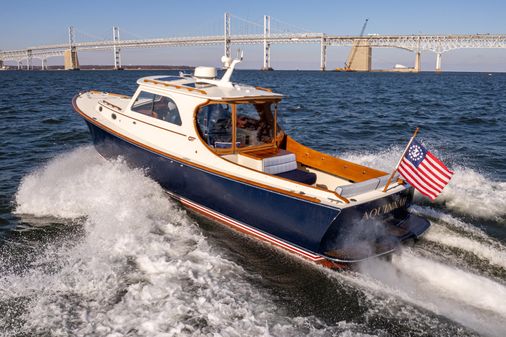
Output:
[{"xmin": 220, "ymin": 49, "xmax": 243, "ymax": 83}]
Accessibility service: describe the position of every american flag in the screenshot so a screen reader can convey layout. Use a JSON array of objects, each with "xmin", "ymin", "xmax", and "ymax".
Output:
[{"xmin": 397, "ymin": 139, "xmax": 454, "ymax": 200}]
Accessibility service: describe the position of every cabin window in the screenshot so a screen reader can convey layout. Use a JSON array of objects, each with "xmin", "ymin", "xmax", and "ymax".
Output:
[
  {"xmin": 131, "ymin": 91, "xmax": 182, "ymax": 126},
  {"xmin": 196, "ymin": 104, "xmax": 233, "ymax": 148},
  {"xmin": 196, "ymin": 102, "xmax": 281, "ymax": 151}
]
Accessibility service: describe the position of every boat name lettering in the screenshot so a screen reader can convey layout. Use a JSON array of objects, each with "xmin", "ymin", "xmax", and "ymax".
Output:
[{"xmin": 362, "ymin": 197, "xmax": 408, "ymax": 220}]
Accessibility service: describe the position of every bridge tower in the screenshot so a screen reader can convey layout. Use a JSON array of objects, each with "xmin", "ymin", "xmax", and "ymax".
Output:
[
  {"xmin": 113, "ymin": 26, "xmax": 122, "ymax": 70},
  {"xmin": 435, "ymin": 52, "xmax": 442, "ymax": 72},
  {"xmin": 26, "ymin": 49, "xmax": 33, "ymax": 70},
  {"xmin": 320, "ymin": 35, "xmax": 327, "ymax": 71},
  {"xmin": 414, "ymin": 52, "xmax": 421, "ymax": 72},
  {"xmin": 346, "ymin": 40, "xmax": 371, "ymax": 71},
  {"xmin": 224, "ymin": 12, "xmax": 231, "ymax": 62},
  {"xmin": 64, "ymin": 26, "xmax": 80, "ymax": 70},
  {"xmin": 262, "ymin": 15, "xmax": 272, "ymax": 71}
]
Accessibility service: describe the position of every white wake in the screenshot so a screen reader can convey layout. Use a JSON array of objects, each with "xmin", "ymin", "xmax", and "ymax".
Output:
[{"xmin": 5, "ymin": 147, "xmax": 365, "ymax": 336}]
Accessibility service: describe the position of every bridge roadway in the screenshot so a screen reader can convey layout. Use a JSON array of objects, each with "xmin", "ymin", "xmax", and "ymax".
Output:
[{"xmin": 1, "ymin": 33, "xmax": 506, "ymax": 70}]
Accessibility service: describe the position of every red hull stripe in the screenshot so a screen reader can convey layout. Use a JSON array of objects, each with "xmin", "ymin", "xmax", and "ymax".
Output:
[{"xmin": 168, "ymin": 192, "xmax": 325, "ymax": 262}]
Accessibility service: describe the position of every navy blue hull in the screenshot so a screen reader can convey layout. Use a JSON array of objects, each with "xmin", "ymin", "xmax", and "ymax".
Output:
[
  {"xmin": 86, "ymin": 121, "xmax": 339, "ymax": 252},
  {"xmin": 84, "ymin": 119, "xmax": 429, "ymax": 261}
]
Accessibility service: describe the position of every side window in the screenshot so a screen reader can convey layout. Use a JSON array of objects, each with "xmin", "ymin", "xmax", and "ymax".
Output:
[
  {"xmin": 131, "ymin": 91, "xmax": 155, "ymax": 116},
  {"xmin": 131, "ymin": 91, "xmax": 182, "ymax": 126},
  {"xmin": 152, "ymin": 95, "xmax": 182, "ymax": 126}
]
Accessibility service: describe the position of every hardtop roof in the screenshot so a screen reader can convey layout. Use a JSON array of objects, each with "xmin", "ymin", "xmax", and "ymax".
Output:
[{"xmin": 137, "ymin": 75, "xmax": 283, "ymax": 101}]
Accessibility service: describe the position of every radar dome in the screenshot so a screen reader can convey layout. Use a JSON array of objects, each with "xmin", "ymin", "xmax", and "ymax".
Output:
[{"xmin": 194, "ymin": 66, "xmax": 217, "ymax": 79}]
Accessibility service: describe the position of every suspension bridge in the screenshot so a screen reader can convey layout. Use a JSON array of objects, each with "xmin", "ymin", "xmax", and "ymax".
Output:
[{"xmin": 1, "ymin": 13, "xmax": 505, "ymax": 72}]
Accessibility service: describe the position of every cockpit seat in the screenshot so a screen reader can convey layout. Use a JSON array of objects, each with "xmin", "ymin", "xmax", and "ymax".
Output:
[
  {"xmin": 335, "ymin": 174, "xmax": 397, "ymax": 198},
  {"xmin": 261, "ymin": 150, "xmax": 297, "ymax": 174},
  {"xmin": 259, "ymin": 149, "xmax": 317, "ymax": 185},
  {"xmin": 275, "ymin": 169, "xmax": 317, "ymax": 185}
]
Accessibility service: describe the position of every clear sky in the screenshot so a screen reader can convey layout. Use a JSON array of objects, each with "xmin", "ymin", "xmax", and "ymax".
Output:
[{"xmin": 1, "ymin": 0, "xmax": 505, "ymax": 71}]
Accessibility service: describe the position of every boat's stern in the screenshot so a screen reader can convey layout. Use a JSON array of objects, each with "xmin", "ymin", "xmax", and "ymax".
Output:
[{"xmin": 319, "ymin": 187, "xmax": 430, "ymax": 263}]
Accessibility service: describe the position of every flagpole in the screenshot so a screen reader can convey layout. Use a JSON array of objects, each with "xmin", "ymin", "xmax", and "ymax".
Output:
[{"xmin": 382, "ymin": 127, "xmax": 420, "ymax": 192}]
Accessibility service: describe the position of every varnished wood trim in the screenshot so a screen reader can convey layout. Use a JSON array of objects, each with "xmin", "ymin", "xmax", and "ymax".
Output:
[
  {"xmin": 75, "ymin": 94, "xmax": 322, "ymax": 204},
  {"xmin": 231, "ymin": 104, "xmax": 237, "ymax": 153},
  {"xmin": 255, "ymin": 86, "xmax": 273, "ymax": 92},
  {"xmin": 106, "ymin": 92, "xmax": 130, "ymax": 99},
  {"xmin": 313, "ymin": 185, "xmax": 350, "ymax": 203},
  {"xmin": 98, "ymin": 101, "xmax": 120, "ymax": 112},
  {"xmin": 144, "ymin": 79, "xmax": 207, "ymax": 95},
  {"xmin": 237, "ymin": 143, "xmax": 277, "ymax": 154},
  {"xmin": 273, "ymin": 103, "xmax": 278, "ymax": 150},
  {"xmin": 212, "ymin": 97, "xmax": 282, "ymax": 103},
  {"xmin": 238, "ymin": 149, "xmax": 277, "ymax": 160},
  {"xmin": 89, "ymin": 90, "xmax": 130, "ymax": 99},
  {"xmin": 100, "ymin": 100, "xmax": 122, "ymax": 111},
  {"xmin": 285, "ymin": 136, "xmax": 387, "ymax": 183}
]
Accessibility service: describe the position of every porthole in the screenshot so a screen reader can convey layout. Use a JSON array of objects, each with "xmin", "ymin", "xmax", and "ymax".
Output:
[
  {"xmin": 111, "ymin": 113, "xmax": 117, "ymax": 120},
  {"xmin": 98, "ymin": 106, "xmax": 103, "ymax": 112}
]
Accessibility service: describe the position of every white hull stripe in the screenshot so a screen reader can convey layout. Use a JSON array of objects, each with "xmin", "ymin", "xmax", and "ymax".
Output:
[{"xmin": 168, "ymin": 192, "xmax": 325, "ymax": 262}]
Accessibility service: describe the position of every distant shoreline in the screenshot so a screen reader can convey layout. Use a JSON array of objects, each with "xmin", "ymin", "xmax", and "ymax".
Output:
[
  {"xmin": 1, "ymin": 65, "xmax": 504, "ymax": 73},
  {"xmin": 0, "ymin": 65, "xmax": 194, "ymax": 71}
]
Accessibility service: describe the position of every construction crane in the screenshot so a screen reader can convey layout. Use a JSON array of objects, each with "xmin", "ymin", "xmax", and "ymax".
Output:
[{"xmin": 337, "ymin": 18, "xmax": 369, "ymax": 72}]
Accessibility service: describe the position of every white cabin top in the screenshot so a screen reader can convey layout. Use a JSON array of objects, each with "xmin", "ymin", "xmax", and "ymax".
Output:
[
  {"xmin": 136, "ymin": 75, "xmax": 282, "ymax": 101},
  {"xmin": 136, "ymin": 54, "xmax": 282, "ymax": 101}
]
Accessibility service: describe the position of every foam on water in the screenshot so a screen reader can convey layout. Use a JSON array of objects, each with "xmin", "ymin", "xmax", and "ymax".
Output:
[
  {"xmin": 438, "ymin": 165, "xmax": 506, "ymax": 222},
  {"xmin": 5, "ymin": 147, "xmax": 371, "ymax": 336},
  {"xmin": 333, "ymin": 249, "xmax": 506, "ymax": 337},
  {"xmin": 4, "ymin": 146, "xmax": 505, "ymax": 336},
  {"xmin": 338, "ymin": 148, "xmax": 506, "ymax": 335},
  {"xmin": 342, "ymin": 147, "xmax": 506, "ymax": 221},
  {"xmin": 424, "ymin": 222, "xmax": 506, "ymax": 269}
]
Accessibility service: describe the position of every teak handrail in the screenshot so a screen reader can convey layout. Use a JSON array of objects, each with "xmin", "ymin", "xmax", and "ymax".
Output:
[
  {"xmin": 100, "ymin": 100, "xmax": 122, "ymax": 111},
  {"xmin": 144, "ymin": 79, "xmax": 207, "ymax": 95},
  {"xmin": 255, "ymin": 86, "xmax": 273, "ymax": 92},
  {"xmin": 285, "ymin": 136, "xmax": 387, "ymax": 183}
]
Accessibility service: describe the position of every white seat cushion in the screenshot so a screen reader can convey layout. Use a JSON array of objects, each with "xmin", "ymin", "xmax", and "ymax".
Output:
[
  {"xmin": 335, "ymin": 174, "xmax": 398, "ymax": 198},
  {"xmin": 262, "ymin": 149, "xmax": 297, "ymax": 175},
  {"xmin": 263, "ymin": 161, "xmax": 298, "ymax": 174}
]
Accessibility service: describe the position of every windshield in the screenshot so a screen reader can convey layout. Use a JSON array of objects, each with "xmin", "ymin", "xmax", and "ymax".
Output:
[
  {"xmin": 196, "ymin": 101, "xmax": 281, "ymax": 151},
  {"xmin": 236, "ymin": 102, "xmax": 275, "ymax": 147}
]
